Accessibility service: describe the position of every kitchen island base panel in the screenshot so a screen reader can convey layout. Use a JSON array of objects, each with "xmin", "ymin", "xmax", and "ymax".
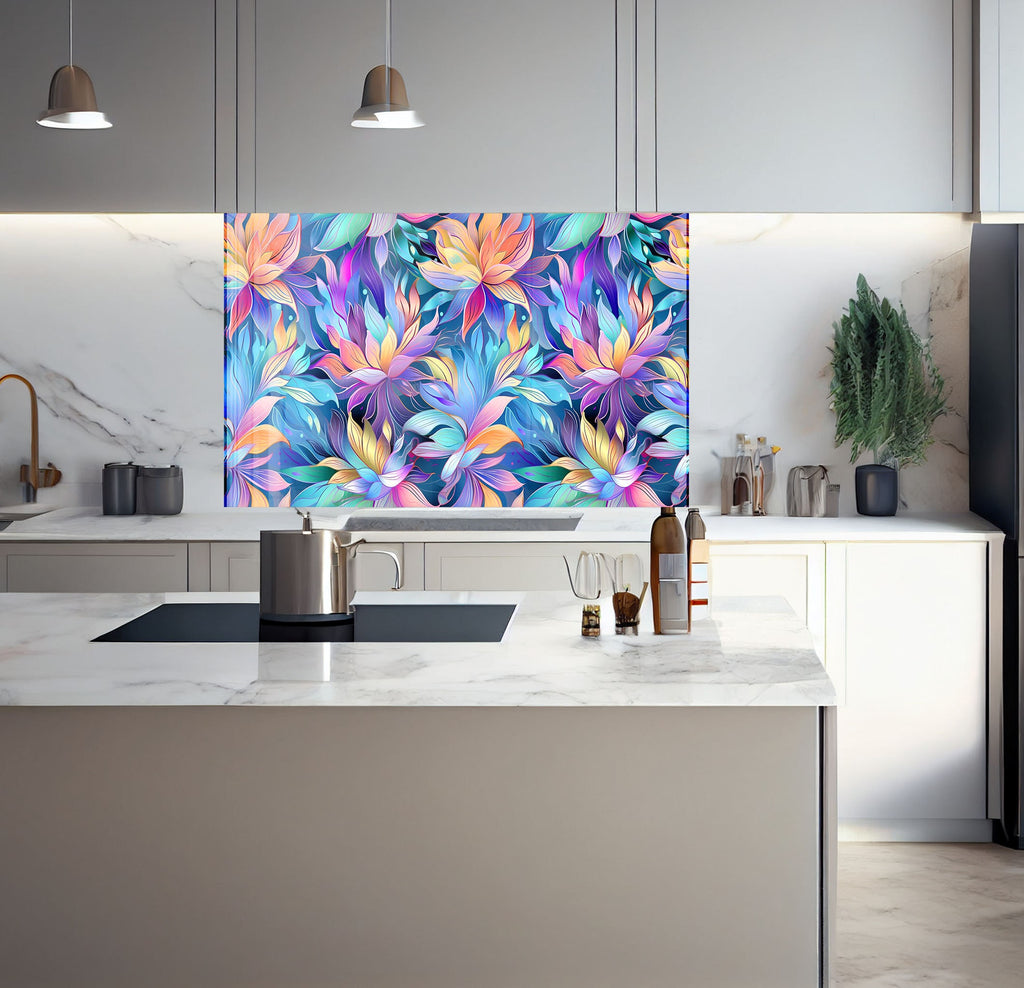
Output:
[
  {"xmin": 0, "ymin": 705, "xmax": 830, "ymax": 988},
  {"xmin": 839, "ymin": 819, "xmax": 993, "ymax": 842}
]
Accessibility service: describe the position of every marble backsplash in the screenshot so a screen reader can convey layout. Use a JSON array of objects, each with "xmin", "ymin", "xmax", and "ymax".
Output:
[
  {"xmin": 0, "ymin": 214, "xmax": 224, "ymax": 510},
  {"xmin": 0, "ymin": 212, "xmax": 972, "ymax": 514},
  {"xmin": 690, "ymin": 213, "xmax": 972, "ymax": 514}
]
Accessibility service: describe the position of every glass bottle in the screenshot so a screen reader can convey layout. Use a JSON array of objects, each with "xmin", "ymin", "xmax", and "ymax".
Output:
[
  {"xmin": 732, "ymin": 434, "xmax": 754, "ymax": 516},
  {"xmin": 651, "ymin": 505, "xmax": 687, "ymax": 634},
  {"xmin": 685, "ymin": 507, "xmax": 710, "ymax": 624},
  {"xmin": 684, "ymin": 506, "xmax": 706, "ymax": 544}
]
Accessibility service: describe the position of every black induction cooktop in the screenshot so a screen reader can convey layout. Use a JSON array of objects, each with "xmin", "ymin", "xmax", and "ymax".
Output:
[{"xmin": 92, "ymin": 602, "xmax": 516, "ymax": 644}]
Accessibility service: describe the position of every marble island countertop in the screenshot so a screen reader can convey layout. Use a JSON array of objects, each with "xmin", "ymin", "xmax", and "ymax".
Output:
[
  {"xmin": 0, "ymin": 505, "xmax": 1003, "ymax": 544},
  {"xmin": 0, "ymin": 590, "xmax": 836, "ymax": 708}
]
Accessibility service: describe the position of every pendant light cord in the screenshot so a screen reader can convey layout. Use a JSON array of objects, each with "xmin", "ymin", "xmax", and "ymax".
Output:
[
  {"xmin": 69, "ymin": 0, "xmax": 74, "ymax": 66},
  {"xmin": 385, "ymin": 0, "xmax": 391, "ymax": 107}
]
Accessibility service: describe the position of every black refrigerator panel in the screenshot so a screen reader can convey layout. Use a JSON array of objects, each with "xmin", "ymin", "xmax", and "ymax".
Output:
[
  {"xmin": 996, "ymin": 547, "xmax": 1024, "ymax": 848},
  {"xmin": 969, "ymin": 223, "xmax": 1021, "ymax": 540}
]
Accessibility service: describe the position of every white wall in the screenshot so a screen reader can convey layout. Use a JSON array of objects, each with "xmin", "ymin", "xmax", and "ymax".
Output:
[{"xmin": 0, "ymin": 212, "xmax": 972, "ymax": 514}]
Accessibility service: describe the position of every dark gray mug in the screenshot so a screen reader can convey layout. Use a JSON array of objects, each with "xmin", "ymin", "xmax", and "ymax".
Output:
[
  {"xmin": 136, "ymin": 465, "xmax": 183, "ymax": 515},
  {"xmin": 102, "ymin": 462, "xmax": 137, "ymax": 515}
]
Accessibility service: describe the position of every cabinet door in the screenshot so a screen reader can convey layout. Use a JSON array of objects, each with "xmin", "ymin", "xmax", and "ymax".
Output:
[
  {"xmin": 657, "ymin": 0, "xmax": 970, "ymax": 211},
  {"xmin": 208, "ymin": 541, "xmax": 425, "ymax": 591},
  {"xmin": 708, "ymin": 543, "xmax": 825, "ymax": 657},
  {"xmin": 2, "ymin": 543, "xmax": 188, "ymax": 592},
  {"xmin": 838, "ymin": 542, "xmax": 988, "ymax": 833},
  {"xmin": 980, "ymin": 0, "xmax": 1024, "ymax": 210},
  {"xmin": 249, "ymin": 0, "xmax": 616, "ymax": 212},
  {"xmin": 0, "ymin": 0, "xmax": 216, "ymax": 211},
  {"xmin": 357, "ymin": 541, "xmax": 424, "ymax": 591},
  {"xmin": 424, "ymin": 542, "xmax": 648, "ymax": 591},
  {"xmin": 210, "ymin": 542, "xmax": 261, "ymax": 592}
]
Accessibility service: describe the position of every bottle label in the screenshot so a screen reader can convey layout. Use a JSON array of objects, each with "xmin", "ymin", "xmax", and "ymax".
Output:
[{"xmin": 658, "ymin": 552, "xmax": 687, "ymax": 581}]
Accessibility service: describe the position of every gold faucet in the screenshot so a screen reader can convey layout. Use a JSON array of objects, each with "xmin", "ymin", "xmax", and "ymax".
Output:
[{"xmin": 0, "ymin": 374, "xmax": 62, "ymax": 503}]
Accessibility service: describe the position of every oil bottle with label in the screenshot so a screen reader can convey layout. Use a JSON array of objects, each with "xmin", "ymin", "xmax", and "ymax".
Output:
[{"xmin": 650, "ymin": 505, "xmax": 687, "ymax": 634}]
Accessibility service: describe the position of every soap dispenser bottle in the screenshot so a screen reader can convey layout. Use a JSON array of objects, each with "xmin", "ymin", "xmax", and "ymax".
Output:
[
  {"xmin": 651, "ymin": 505, "xmax": 687, "ymax": 634},
  {"xmin": 732, "ymin": 434, "xmax": 754, "ymax": 516}
]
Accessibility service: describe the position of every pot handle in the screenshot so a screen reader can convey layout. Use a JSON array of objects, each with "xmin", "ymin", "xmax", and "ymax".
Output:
[
  {"xmin": 333, "ymin": 537, "xmax": 402, "ymax": 590},
  {"xmin": 355, "ymin": 548, "xmax": 403, "ymax": 591},
  {"xmin": 335, "ymin": 536, "xmax": 366, "ymax": 554}
]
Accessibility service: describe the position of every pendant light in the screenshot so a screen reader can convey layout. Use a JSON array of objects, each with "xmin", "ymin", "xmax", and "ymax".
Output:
[
  {"xmin": 351, "ymin": 0, "xmax": 423, "ymax": 129},
  {"xmin": 37, "ymin": 0, "xmax": 112, "ymax": 130}
]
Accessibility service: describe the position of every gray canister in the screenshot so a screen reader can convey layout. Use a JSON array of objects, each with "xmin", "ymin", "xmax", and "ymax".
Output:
[
  {"xmin": 137, "ymin": 465, "xmax": 184, "ymax": 515},
  {"xmin": 102, "ymin": 462, "xmax": 137, "ymax": 515}
]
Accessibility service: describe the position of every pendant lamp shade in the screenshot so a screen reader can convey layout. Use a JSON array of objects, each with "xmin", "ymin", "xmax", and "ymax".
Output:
[
  {"xmin": 351, "ymin": 65, "xmax": 423, "ymax": 129},
  {"xmin": 37, "ymin": 64, "xmax": 111, "ymax": 129},
  {"xmin": 351, "ymin": 0, "xmax": 423, "ymax": 129},
  {"xmin": 37, "ymin": 0, "xmax": 111, "ymax": 130}
]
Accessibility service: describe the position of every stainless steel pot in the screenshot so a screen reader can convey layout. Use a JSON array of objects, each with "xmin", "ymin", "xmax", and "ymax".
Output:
[{"xmin": 259, "ymin": 510, "xmax": 402, "ymax": 620}]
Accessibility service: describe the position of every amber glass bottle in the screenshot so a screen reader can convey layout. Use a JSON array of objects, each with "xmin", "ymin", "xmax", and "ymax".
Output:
[{"xmin": 651, "ymin": 505, "xmax": 687, "ymax": 634}]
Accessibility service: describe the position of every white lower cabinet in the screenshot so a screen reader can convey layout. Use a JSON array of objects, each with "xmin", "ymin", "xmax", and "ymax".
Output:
[
  {"xmin": 708, "ymin": 543, "xmax": 826, "ymax": 658},
  {"xmin": 652, "ymin": 537, "xmax": 991, "ymax": 841},
  {"xmin": 209, "ymin": 543, "xmax": 261, "ymax": 592},
  {"xmin": 836, "ymin": 541, "xmax": 990, "ymax": 841},
  {"xmin": 206, "ymin": 541, "xmax": 425, "ymax": 592},
  {"xmin": 356, "ymin": 542, "xmax": 424, "ymax": 592},
  {"xmin": 0, "ymin": 540, "xmax": 423, "ymax": 593},
  {"xmin": 423, "ymin": 542, "xmax": 649, "ymax": 592},
  {"xmin": 0, "ymin": 543, "xmax": 188, "ymax": 593}
]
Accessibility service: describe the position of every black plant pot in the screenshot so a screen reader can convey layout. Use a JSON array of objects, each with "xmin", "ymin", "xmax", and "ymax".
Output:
[{"xmin": 855, "ymin": 464, "xmax": 898, "ymax": 516}]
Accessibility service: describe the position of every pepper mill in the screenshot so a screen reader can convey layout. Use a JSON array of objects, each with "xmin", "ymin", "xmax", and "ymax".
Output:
[{"xmin": 651, "ymin": 505, "xmax": 687, "ymax": 634}]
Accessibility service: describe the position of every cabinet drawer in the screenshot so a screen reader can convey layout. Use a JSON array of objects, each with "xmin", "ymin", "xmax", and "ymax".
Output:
[
  {"xmin": 424, "ymin": 542, "xmax": 648, "ymax": 592},
  {"xmin": 207, "ymin": 541, "xmax": 425, "ymax": 592},
  {"xmin": 2, "ymin": 543, "xmax": 188, "ymax": 593}
]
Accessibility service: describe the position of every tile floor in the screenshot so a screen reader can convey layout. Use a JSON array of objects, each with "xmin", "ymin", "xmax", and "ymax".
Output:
[{"xmin": 836, "ymin": 843, "xmax": 1024, "ymax": 986}]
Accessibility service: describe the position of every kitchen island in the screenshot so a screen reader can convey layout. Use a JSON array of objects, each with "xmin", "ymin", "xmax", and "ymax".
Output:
[{"xmin": 0, "ymin": 591, "xmax": 835, "ymax": 988}]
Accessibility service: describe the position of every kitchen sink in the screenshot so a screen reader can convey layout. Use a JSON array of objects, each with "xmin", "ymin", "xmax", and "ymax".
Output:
[
  {"xmin": 342, "ymin": 509, "xmax": 582, "ymax": 532},
  {"xmin": 93, "ymin": 601, "xmax": 516, "ymax": 644},
  {"xmin": 0, "ymin": 503, "xmax": 57, "ymax": 522}
]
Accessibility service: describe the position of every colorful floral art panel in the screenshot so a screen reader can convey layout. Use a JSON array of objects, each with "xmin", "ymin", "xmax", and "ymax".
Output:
[{"xmin": 224, "ymin": 212, "xmax": 689, "ymax": 508}]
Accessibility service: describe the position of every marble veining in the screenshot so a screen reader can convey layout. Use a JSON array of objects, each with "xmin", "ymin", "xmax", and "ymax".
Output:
[
  {"xmin": 900, "ymin": 247, "xmax": 971, "ymax": 512},
  {"xmin": 0, "ymin": 214, "xmax": 224, "ymax": 510},
  {"xmin": 0, "ymin": 591, "xmax": 835, "ymax": 708},
  {"xmin": 689, "ymin": 213, "xmax": 973, "ymax": 517}
]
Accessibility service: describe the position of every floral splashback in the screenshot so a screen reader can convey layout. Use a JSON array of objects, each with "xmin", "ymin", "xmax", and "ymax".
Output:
[{"xmin": 224, "ymin": 212, "xmax": 689, "ymax": 508}]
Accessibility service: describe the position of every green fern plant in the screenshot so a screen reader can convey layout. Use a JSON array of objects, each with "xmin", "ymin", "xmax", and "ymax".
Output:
[{"xmin": 829, "ymin": 274, "xmax": 946, "ymax": 466}]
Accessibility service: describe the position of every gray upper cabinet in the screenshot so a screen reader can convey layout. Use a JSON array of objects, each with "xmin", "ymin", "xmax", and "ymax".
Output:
[
  {"xmin": 246, "ymin": 0, "xmax": 617, "ymax": 213},
  {"xmin": 0, "ymin": 0, "xmax": 218, "ymax": 211},
  {"xmin": 0, "ymin": 1, "xmax": 975, "ymax": 214},
  {"xmin": 655, "ymin": 0, "xmax": 972, "ymax": 212},
  {"xmin": 977, "ymin": 0, "xmax": 1024, "ymax": 213}
]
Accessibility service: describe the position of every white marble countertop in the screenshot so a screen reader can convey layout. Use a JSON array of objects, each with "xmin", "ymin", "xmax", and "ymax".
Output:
[
  {"xmin": 0, "ymin": 590, "xmax": 835, "ymax": 708},
  {"xmin": 0, "ymin": 505, "xmax": 1004, "ymax": 544}
]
